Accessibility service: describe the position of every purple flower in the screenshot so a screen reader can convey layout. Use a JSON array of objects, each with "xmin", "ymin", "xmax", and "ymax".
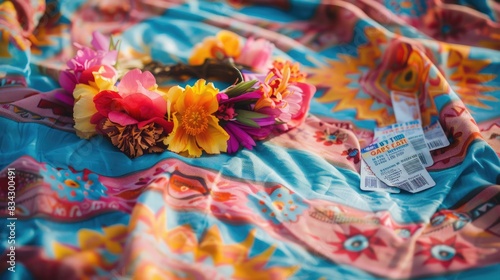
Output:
[
  {"xmin": 224, "ymin": 122, "xmax": 256, "ymax": 153},
  {"xmin": 216, "ymin": 91, "xmax": 275, "ymax": 153},
  {"xmin": 223, "ymin": 121, "xmax": 275, "ymax": 153},
  {"xmin": 58, "ymin": 31, "xmax": 118, "ymax": 104}
]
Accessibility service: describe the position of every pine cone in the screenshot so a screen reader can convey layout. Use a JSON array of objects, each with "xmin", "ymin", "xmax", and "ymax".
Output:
[{"xmin": 99, "ymin": 119, "xmax": 167, "ymax": 158}]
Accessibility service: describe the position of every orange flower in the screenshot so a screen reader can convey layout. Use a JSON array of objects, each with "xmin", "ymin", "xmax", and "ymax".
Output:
[
  {"xmin": 255, "ymin": 63, "xmax": 293, "ymax": 111},
  {"xmin": 164, "ymin": 79, "xmax": 229, "ymax": 157},
  {"xmin": 188, "ymin": 30, "xmax": 241, "ymax": 65},
  {"xmin": 271, "ymin": 59, "xmax": 306, "ymax": 83},
  {"xmin": 253, "ymin": 60, "xmax": 315, "ymax": 126}
]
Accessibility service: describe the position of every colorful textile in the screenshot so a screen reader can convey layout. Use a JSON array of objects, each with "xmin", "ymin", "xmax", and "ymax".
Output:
[{"xmin": 1, "ymin": 0, "xmax": 500, "ymax": 279}]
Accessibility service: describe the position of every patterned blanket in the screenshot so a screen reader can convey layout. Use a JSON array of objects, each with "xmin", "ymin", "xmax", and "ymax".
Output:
[{"xmin": 1, "ymin": 0, "xmax": 500, "ymax": 279}]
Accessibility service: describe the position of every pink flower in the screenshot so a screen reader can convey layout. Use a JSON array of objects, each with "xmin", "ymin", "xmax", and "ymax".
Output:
[
  {"xmin": 245, "ymin": 63, "xmax": 316, "ymax": 131},
  {"xmin": 90, "ymin": 31, "xmax": 112, "ymax": 51},
  {"xmin": 235, "ymin": 37, "xmax": 274, "ymax": 73},
  {"xmin": 91, "ymin": 69, "xmax": 173, "ymax": 132},
  {"xmin": 56, "ymin": 64, "xmax": 117, "ymax": 105},
  {"xmin": 58, "ymin": 31, "xmax": 118, "ymax": 103}
]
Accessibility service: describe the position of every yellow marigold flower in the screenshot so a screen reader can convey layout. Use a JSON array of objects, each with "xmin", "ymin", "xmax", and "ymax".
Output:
[
  {"xmin": 164, "ymin": 79, "xmax": 229, "ymax": 157},
  {"xmin": 189, "ymin": 30, "xmax": 241, "ymax": 65},
  {"xmin": 73, "ymin": 67, "xmax": 117, "ymax": 139}
]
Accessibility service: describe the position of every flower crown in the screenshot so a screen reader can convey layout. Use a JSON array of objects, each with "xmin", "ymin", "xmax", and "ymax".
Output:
[{"xmin": 58, "ymin": 31, "xmax": 316, "ymax": 158}]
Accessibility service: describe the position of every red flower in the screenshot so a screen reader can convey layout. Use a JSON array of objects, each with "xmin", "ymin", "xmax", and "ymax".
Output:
[
  {"xmin": 328, "ymin": 226, "xmax": 386, "ymax": 261},
  {"xmin": 416, "ymin": 236, "xmax": 469, "ymax": 268},
  {"xmin": 91, "ymin": 69, "xmax": 173, "ymax": 132}
]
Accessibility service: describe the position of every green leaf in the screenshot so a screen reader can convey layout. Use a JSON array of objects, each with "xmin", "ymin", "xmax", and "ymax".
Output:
[
  {"xmin": 109, "ymin": 36, "xmax": 121, "ymax": 51},
  {"xmin": 225, "ymin": 80, "xmax": 258, "ymax": 97},
  {"xmin": 109, "ymin": 36, "xmax": 116, "ymax": 50},
  {"xmin": 235, "ymin": 116, "xmax": 260, "ymax": 128},
  {"xmin": 109, "ymin": 37, "xmax": 122, "ymax": 68},
  {"xmin": 235, "ymin": 109, "xmax": 269, "ymax": 119}
]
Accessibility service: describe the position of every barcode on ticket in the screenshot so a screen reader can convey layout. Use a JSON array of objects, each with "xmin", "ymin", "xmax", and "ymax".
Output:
[
  {"xmin": 417, "ymin": 153, "xmax": 427, "ymax": 166},
  {"xmin": 411, "ymin": 138, "xmax": 427, "ymax": 151},
  {"xmin": 364, "ymin": 177, "xmax": 378, "ymax": 188},
  {"xmin": 361, "ymin": 175, "xmax": 400, "ymax": 193},
  {"xmin": 427, "ymin": 139, "xmax": 445, "ymax": 150},
  {"xmin": 397, "ymin": 175, "xmax": 430, "ymax": 192},
  {"xmin": 409, "ymin": 137, "xmax": 433, "ymax": 167},
  {"xmin": 402, "ymin": 158, "xmax": 424, "ymax": 175},
  {"xmin": 423, "ymin": 121, "xmax": 450, "ymax": 151}
]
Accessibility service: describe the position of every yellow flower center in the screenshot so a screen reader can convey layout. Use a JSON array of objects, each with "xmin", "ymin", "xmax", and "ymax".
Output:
[{"xmin": 181, "ymin": 105, "xmax": 209, "ymax": 136}]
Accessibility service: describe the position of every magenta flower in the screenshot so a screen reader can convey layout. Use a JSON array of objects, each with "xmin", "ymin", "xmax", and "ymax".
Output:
[
  {"xmin": 216, "ymin": 92, "xmax": 275, "ymax": 153},
  {"xmin": 224, "ymin": 122, "xmax": 256, "ymax": 153},
  {"xmin": 235, "ymin": 37, "xmax": 274, "ymax": 73},
  {"xmin": 58, "ymin": 31, "xmax": 118, "ymax": 104}
]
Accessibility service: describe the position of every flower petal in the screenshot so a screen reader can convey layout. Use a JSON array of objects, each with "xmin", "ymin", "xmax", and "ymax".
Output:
[
  {"xmin": 73, "ymin": 84, "xmax": 100, "ymax": 138},
  {"xmin": 108, "ymin": 111, "xmax": 139, "ymax": 126},
  {"xmin": 193, "ymin": 79, "xmax": 219, "ymax": 97},
  {"xmin": 281, "ymin": 81, "xmax": 315, "ymax": 130},
  {"xmin": 225, "ymin": 126, "xmax": 241, "ymax": 153},
  {"xmin": 182, "ymin": 80, "xmax": 219, "ymax": 112},
  {"xmin": 186, "ymin": 137, "xmax": 203, "ymax": 157},
  {"xmin": 217, "ymin": 30, "xmax": 241, "ymax": 58},
  {"xmin": 224, "ymin": 122, "xmax": 256, "ymax": 153},
  {"xmin": 235, "ymin": 37, "xmax": 274, "ymax": 72},
  {"xmin": 118, "ymin": 69, "xmax": 157, "ymax": 96},
  {"xmin": 92, "ymin": 70, "xmax": 117, "ymax": 92},
  {"xmin": 195, "ymin": 115, "xmax": 229, "ymax": 154},
  {"xmin": 81, "ymin": 65, "xmax": 117, "ymax": 85},
  {"xmin": 235, "ymin": 122, "xmax": 273, "ymax": 140},
  {"xmin": 121, "ymin": 93, "xmax": 166, "ymax": 122},
  {"xmin": 90, "ymin": 112, "xmax": 104, "ymax": 125},
  {"xmin": 99, "ymin": 50, "xmax": 118, "ymax": 67},
  {"xmin": 189, "ymin": 37, "xmax": 218, "ymax": 65},
  {"xmin": 59, "ymin": 70, "xmax": 78, "ymax": 93},
  {"xmin": 167, "ymin": 85, "xmax": 184, "ymax": 104},
  {"xmin": 165, "ymin": 114, "xmax": 188, "ymax": 152},
  {"xmin": 167, "ymin": 86, "xmax": 184, "ymax": 119},
  {"xmin": 138, "ymin": 117, "xmax": 173, "ymax": 133},
  {"xmin": 91, "ymin": 31, "xmax": 110, "ymax": 51},
  {"xmin": 166, "ymin": 115, "xmax": 203, "ymax": 157},
  {"xmin": 93, "ymin": 90, "xmax": 122, "ymax": 117},
  {"xmin": 190, "ymin": 80, "xmax": 220, "ymax": 113}
]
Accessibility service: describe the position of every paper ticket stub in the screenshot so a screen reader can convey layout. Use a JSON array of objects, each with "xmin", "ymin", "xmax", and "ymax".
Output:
[
  {"xmin": 361, "ymin": 133, "xmax": 436, "ymax": 193},
  {"xmin": 423, "ymin": 121, "xmax": 450, "ymax": 151},
  {"xmin": 374, "ymin": 120, "xmax": 433, "ymax": 167},
  {"xmin": 391, "ymin": 91, "xmax": 421, "ymax": 123},
  {"xmin": 360, "ymin": 159, "xmax": 400, "ymax": 193}
]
